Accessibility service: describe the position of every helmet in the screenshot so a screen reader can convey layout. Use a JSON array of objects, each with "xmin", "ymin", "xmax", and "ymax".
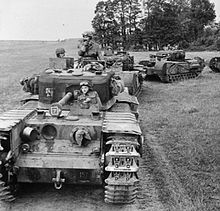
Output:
[
  {"xmin": 82, "ymin": 31, "xmax": 93, "ymax": 38},
  {"xmin": 55, "ymin": 48, "xmax": 65, "ymax": 55},
  {"xmin": 80, "ymin": 80, "xmax": 92, "ymax": 89},
  {"xmin": 107, "ymin": 45, "xmax": 112, "ymax": 49}
]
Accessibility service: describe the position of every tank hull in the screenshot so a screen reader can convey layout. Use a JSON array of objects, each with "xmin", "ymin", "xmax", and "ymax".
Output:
[{"xmin": 17, "ymin": 163, "xmax": 102, "ymax": 185}]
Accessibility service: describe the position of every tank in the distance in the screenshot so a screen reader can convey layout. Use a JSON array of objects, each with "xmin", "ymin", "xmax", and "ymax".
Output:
[
  {"xmin": 104, "ymin": 50, "xmax": 134, "ymax": 71},
  {"xmin": 139, "ymin": 50, "xmax": 205, "ymax": 82},
  {"xmin": 102, "ymin": 49, "xmax": 143, "ymax": 96}
]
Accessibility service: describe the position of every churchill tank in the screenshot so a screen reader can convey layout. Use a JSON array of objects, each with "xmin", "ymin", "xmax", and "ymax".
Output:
[
  {"xmin": 104, "ymin": 50, "xmax": 134, "ymax": 71},
  {"xmin": 139, "ymin": 50, "xmax": 205, "ymax": 82},
  {"xmin": 0, "ymin": 59, "xmax": 143, "ymax": 204},
  {"xmin": 102, "ymin": 50, "xmax": 143, "ymax": 96}
]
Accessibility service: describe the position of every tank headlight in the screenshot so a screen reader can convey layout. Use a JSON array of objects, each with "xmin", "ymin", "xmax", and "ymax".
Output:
[
  {"xmin": 22, "ymin": 127, "xmax": 39, "ymax": 142},
  {"xmin": 41, "ymin": 124, "xmax": 57, "ymax": 140}
]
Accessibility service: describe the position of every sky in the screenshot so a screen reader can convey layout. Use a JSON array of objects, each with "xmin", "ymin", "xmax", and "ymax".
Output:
[
  {"xmin": 0, "ymin": 0, "xmax": 100, "ymax": 40},
  {"xmin": 212, "ymin": 0, "xmax": 220, "ymax": 21},
  {"xmin": 0, "ymin": 0, "xmax": 220, "ymax": 41}
]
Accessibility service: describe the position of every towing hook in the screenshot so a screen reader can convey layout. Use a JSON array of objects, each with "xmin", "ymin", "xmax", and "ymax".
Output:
[
  {"xmin": 52, "ymin": 170, "xmax": 65, "ymax": 190},
  {"xmin": 54, "ymin": 181, "xmax": 63, "ymax": 190}
]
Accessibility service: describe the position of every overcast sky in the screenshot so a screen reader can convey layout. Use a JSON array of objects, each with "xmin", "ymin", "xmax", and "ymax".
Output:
[{"xmin": 0, "ymin": 0, "xmax": 219, "ymax": 41}]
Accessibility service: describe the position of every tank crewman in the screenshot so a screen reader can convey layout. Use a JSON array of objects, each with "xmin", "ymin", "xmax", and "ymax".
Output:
[
  {"xmin": 55, "ymin": 48, "xmax": 66, "ymax": 58},
  {"xmin": 78, "ymin": 31, "xmax": 102, "ymax": 61},
  {"xmin": 77, "ymin": 80, "xmax": 102, "ymax": 109},
  {"xmin": 103, "ymin": 46, "xmax": 116, "ymax": 67},
  {"xmin": 53, "ymin": 48, "xmax": 74, "ymax": 69}
]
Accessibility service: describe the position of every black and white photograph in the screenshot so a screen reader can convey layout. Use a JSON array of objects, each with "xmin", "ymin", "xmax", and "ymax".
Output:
[{"xmin": 0, "ymin": 0, "xmax": 219, "ymax": 210}]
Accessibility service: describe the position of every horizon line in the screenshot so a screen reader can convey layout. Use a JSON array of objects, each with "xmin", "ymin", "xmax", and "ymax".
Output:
[{"xmin": 0, "ymin": 38, "xmax": 80, "ymax": 42}]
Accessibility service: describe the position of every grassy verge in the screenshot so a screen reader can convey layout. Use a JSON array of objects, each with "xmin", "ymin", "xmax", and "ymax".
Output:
[{"xmin": 139, "ymin": 71, "xmax": 220, "ymax": 210}]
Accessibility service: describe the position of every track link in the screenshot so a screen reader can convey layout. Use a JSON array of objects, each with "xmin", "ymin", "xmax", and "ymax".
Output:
[
  {"xmin": 0, "ymin": 167, "xmax": 15, "ymax": 202},
  {"xmin": 0, "ymin": 149, "xmax": 16, "ymax": 202},
  {"xmin": 161, "ymin": 72, "xmax": 199, "ymax": 82},
  {"xmin": 0, "ymin": 182, "xmax": 15, "ymax": 202},
  {"xmin": 104, "ymin": 136, "xmax": 140, "ymax": 204}
]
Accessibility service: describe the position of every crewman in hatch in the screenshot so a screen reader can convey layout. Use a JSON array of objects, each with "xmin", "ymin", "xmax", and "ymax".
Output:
[
  {"xmin": 77, "ymin": 81, "xmax": 101, "ymax": 109},
  {"xmin": 78, "ymin": 31, "xmax": 102, "ymax": 61}
]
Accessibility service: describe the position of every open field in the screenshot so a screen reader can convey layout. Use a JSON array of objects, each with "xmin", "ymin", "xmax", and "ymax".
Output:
[{"xmin": 0, "ymin": 40, "xmax": 219, "ymax": 211}]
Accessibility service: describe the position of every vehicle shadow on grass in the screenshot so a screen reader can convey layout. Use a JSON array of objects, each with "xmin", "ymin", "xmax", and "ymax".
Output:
[
  {"xmin": 145, "ymin": 75, "xmax": 162, "ymax": 83},
  {"xmin": 3, "ymin": 183, "xmax": 139, "ymax": 211}
]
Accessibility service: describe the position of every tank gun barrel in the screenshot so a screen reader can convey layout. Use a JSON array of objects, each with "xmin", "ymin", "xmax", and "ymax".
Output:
[
  {"xmin": 49, "ymin": 92, "xmax": 73, "ymax": 117},
  {"xmin": 58, "ymin": 92, "xmax": 73, "ymax": 107}
]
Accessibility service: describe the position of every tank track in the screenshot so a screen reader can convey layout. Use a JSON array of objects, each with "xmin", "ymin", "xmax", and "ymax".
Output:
[
  {"xmin": 0, "ymin": 154, "xmax": 16, "ymax": 202},
  {"xmin": 209, "ymin": 66, "xmax": 220, "ymax": 73},
  {"xmin": 0, "ymin": 108, "xmax": 36, "ymax": 202},
  {"xmin": 210, "ymin": 67, "xmax": 220, "ymax": 73},
  {"xmin": 0, "ymin": 180, "xmax": 15, "ymax": 202},
  {"xmin": 104, "ymin": 136, "xmax": 140, "ymax": 204},
  {"xmin": 160, "ymin": 72, "xmax": 199, "ymax": 82}
]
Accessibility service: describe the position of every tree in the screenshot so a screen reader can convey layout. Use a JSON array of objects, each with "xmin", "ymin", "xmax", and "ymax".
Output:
[
  {"xmin": 141, "ymin": 0, "xmax": 184, "ymax": 49},
  {"xmin": 92, "ymin": 0, "xmax": 217, "ymax": 50},
  {"xmin": 92, "ymin": 1, "xmax": 118, "ymax": 47},
  {"xmin": 92, "ymin": 0, "xmax": 142, "ymax": 49},
  {"xmin": 188, "ymin": 0, "xmax": 216, "ymax": 41}
]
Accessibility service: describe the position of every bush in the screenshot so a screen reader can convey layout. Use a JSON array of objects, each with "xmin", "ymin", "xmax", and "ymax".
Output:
[
  {"xmin": 187, "ymin": 45, "xmax": 207, "ymax": 51},
  {"xmin": 178, "ymin": 40, "xmax": 190, "ymax": 49},
  {"xmin": 205, "ymin": 37, "xmax": 214, "ymax": 46},
  {"xmin": 187, "ymin": 44, "xmax": 217, "ymax": 51}
]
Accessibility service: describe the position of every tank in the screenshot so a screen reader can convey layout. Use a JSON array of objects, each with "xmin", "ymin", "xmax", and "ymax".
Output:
[
  {"xmin": 209, "ymin": 57, "xmax": 220, "ymax": 72},
  {"xmin": 139, "ymin": 50, "xmax": 205, "ymax": 82},
  {"xmin": 104, "ymin": 51, "xmax": 134, "ymax": 71},
  {"xmin": 0, "ymin": 60, "xmax": 143, "ymax": 204},
  {"xmin": 103, "ymin": 51, "xmax": 143, "ymax": 96}
]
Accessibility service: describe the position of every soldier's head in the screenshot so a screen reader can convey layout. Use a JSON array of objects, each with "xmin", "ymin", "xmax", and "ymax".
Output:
[
  {"xmin": 82, "ymin": 31, "xmax": 93, "ymax": 42},
  {"xmin": 55, "ymin": 48, "xmax": 65, "ymax": 58},
  {"xmin": 80, "ymin": 80, "xmax": 92, "ymax": 94}
]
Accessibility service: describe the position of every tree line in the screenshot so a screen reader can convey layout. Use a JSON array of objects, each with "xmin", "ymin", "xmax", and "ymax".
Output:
[{"xmin": 92, "ymin": 0, "xmax": 218, "ymax": 50}]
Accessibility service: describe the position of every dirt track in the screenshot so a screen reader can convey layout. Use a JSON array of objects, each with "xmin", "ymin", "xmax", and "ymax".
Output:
[{"xmin": 0, "ymin": 42, "xmax": 219, "ymax": 210}]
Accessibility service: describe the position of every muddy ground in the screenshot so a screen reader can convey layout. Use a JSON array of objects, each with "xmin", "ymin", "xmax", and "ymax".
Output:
[{"xmin": 0, "ymin": 41, "xmax": 219, "ymax": 211}]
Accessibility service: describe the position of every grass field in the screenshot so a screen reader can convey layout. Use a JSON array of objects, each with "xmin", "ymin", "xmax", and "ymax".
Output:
[
  {"xmin": 0, "ymin": 40, "xmax": 219, "ymax": 211},
  {"xmin": 137, "ymin": 73, "xmax": 220, "ymax": 211}
]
